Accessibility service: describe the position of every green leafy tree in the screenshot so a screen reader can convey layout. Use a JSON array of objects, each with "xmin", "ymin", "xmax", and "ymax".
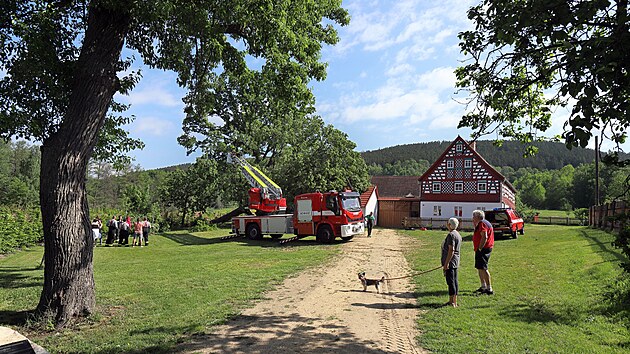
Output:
[
  {"xmin": 0, "ymin": 0, "xmax": 348, "ymax": 326},
  {"xmin": 0, "ymin": 141, "xmax": 40, "ymax": 207},
  {"xmin": 272, "ymin": 117, "xmax": 370, "ymax": 202},
  {"xmin": 572, "ymin": 163, "xmax": 596, "ymax": 208},
  {"xmin": 457, "ymin": 0, "xmax": 630, "ymax": 164},
  {"xmin": 546, "ymin": 165, "xmax": 575, "ymax": 210},
  {"xmin": 514, "ymin": 172, "xmax": 547, "ymax": 208},
  {"xmin": 162, "ymin": 158, "xmax": 220, "ymax": 226}
]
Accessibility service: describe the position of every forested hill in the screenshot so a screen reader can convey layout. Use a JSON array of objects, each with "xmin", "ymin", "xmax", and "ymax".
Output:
[{"xmin": 361, "ymin": 140, "xmax": 605, "ymax": 170}]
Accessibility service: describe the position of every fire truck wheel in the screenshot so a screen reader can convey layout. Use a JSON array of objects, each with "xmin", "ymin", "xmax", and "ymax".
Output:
[
  {"xmin": 519, "ymin": 227, "xmax": 524, "ymax": 235},
  {"xmin": 246, "ymin": 223, "xmax": 262, "ymax": 240},
  {"xmin": 511, "ymin": 230, "xmax": 518, "ymax": 239},
  {"xmin": 270, "ymin": 234, "xmax": 283, "ymax": 239},
  {"xmin": 341, "ymin": 236, "xmax": 354, "ymax": 242},
  {"xmin": 316, "ymin": 225, "xmax": 335, "ymax": 243}
]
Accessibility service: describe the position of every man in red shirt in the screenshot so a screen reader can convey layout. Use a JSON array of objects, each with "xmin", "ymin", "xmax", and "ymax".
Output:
[{"xmin": 472, "ymin": 210, "xmax": 494, "ymax": 295}]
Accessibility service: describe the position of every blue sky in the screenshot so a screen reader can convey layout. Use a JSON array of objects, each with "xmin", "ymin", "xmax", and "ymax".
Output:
[{"xmin": 116, "ymin": 0, "xmax": 623, "ymax": 170}]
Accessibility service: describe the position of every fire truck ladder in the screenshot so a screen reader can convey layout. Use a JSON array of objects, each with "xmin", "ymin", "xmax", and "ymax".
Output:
[{"xmin": 227, "ymin": 153, "xmax": 283, "ymax": 201}]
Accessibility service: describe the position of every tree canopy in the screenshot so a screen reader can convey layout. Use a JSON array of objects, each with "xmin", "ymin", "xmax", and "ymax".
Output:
[
  {"xmin": 1, "ymin": 0, "xmax": 350, "ymax": 326},
  {"xmin": 456, "ymin": 0, "xmax": 630, "ymax": 164}
]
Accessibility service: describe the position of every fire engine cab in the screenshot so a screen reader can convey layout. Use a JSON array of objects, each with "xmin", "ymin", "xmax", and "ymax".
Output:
[{"xmin": 232, "ymin": 190, "xmax": 364, "ymax": 243}]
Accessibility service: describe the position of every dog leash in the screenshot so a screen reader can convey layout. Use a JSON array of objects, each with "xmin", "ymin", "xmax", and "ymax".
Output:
[{"xmin": 383, "ymin": 266, "xmax": 442, "ymax": 280}]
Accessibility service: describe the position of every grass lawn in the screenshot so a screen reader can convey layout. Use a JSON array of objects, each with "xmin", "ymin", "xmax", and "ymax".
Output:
[
  {"xmin": 403, "ymin": 224, "xmax": 630, "ymax": 353},
  {"xmin": 535, "ymin": 209, "xmax": 575, "ymax": 218},
  {"xmin": 0, "ymin": 230, "xmax": 339, "ymax": 353}
]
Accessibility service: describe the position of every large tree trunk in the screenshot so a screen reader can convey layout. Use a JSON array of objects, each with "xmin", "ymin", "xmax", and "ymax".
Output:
[{"xmin": 37, "ymin": 3, "xmax": 130, "ymax": 327}]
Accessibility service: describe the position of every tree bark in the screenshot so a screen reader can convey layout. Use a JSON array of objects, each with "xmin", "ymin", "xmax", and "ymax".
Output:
[{"xmin": 37, "ymin": 3, "xmax": 131, "ymax": 327}]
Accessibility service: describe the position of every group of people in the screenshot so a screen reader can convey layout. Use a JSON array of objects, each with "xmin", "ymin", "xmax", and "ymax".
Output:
[
  {"xmin": 91, "ymin": 215, "xmax": 152, "ymax": 247},
  {"xmin": 441, "ymin": 209, "xmax": 494, "ymax": 307}
]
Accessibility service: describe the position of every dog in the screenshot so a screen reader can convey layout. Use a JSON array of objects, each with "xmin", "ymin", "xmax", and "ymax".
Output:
[{"xmin": 358, "ymin": 272, "xmax": 385, "ymax": 293}]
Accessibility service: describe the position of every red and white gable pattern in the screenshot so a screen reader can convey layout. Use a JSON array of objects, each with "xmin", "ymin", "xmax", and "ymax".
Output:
[{"xmin": 419, "ymin": 136, "xmax": 517, "ymax": 218}]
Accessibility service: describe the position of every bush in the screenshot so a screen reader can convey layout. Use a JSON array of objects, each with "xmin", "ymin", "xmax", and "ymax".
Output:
[
  {"xmin": 0, "ymin": 206, "xmax": 43, "ymax": 254},
  {"xmin": 574, "ymin": 208, "xmax": 589, "ymax": 220},
  {"xmin": 612, "ymin": 223, "xmax": 630, "ymax": 273},
  {"xmin": 189, "ymin": 218, "xmax": 217, "ymax": 232}
]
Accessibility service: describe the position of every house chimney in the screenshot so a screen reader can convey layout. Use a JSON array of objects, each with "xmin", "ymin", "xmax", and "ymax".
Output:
[{"xmin": 470, "ymin": 141, "xmax": 476, "ymax": 151}]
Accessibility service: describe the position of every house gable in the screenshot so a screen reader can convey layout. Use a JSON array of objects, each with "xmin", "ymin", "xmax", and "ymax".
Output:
[{"xmin": 419, "ymin": 136, "xmax": 514, "ymax": 203}]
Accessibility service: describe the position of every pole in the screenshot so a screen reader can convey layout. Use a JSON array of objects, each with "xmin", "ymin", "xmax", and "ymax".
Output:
[{"xmin": 595, "ymin": 136, "xmax": 600, "ymax": 205}]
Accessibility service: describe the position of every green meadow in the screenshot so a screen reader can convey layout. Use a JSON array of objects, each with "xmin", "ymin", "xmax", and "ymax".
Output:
[
  {"xmin": 1, "ymin": 225, "xmax": 628, "ymax": 353},
  {"xmin": 404, "ymin": 224, "xmax": 630, "ymax": 353},
  {"xmin": 0, "ymin": 231, "xmax": 339, "ymax": 353}
]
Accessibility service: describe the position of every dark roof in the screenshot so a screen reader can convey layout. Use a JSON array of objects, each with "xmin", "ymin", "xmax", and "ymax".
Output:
[
  {"xmin": 370, "ymin": 176, "xmax": 420, "ymax": 198},
  {"xmin": 360, "ymin": 185, "xmax": 377, "ymax": 208},
  {"xmin": 418, "ymin": 135, "xmax": 516, "ymax": 193}
]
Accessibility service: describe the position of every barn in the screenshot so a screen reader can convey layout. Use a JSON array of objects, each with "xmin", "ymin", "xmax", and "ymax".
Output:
[
  {"xmin": 369, "ymin": 176, "xmax": 420, "ymax": 228},
  {"xmin": 418, "ymin": 136, "xmax": 517, "ymax": 219}
]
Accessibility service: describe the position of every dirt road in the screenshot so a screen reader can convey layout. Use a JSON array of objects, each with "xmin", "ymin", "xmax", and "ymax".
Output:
[{"xmin": 179, "ymin": 229, "xmax": 427, "ymax": 354}]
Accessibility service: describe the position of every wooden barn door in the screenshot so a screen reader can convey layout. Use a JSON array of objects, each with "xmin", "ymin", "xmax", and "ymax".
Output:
[{"xmin": 378, "ymin": 200, "xmax": 417, "ymax": 228}]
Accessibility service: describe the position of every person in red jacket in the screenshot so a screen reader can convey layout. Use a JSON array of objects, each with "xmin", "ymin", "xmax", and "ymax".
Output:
[{"xmin": 472, "ymin": 210, "xmax": 494, "ymax": 295}]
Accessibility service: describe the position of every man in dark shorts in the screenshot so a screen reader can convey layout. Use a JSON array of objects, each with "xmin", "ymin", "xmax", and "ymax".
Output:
[{"xmin": 472, "ymin": 209, "xmax": 494, "ymax": 295}]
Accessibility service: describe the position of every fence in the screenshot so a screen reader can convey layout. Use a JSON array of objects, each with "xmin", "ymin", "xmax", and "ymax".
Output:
[
  {"xmin": 531, "ymin": 216, "xmax": 587, "ymax": 226},
  {"xmin": 402, "ymin": 215, "xmax": 589, "ymax": 231},
  {"xmin": 590, "ymin": 201, "xmax": 629, "ymax": 232},
  {"xmin": 402, "ymin": 217, "xmax": 475, "ymax": 231}
]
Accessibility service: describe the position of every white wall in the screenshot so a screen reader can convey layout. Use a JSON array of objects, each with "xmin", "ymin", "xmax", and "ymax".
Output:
[
  {"xmin": 363, "ymin": 190, "xmax": 379, "ymax": 226},
  {"xmin": 420, "ymin": 201, "xmax": 503, "ymax": 219}
]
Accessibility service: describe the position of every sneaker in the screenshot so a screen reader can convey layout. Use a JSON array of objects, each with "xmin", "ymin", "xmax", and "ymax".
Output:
[
  {"xmin": 473, "ymin": 287, "xmax": 485, "ymax": 293},
  {"xmin": 483, "ymin": 288, "xmax": 494, "ymax": 295}
]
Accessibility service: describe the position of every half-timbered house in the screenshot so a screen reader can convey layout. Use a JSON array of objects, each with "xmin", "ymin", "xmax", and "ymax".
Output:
[{"xmin": 418, "ymin": 136, "xmax": 517, "ymax": 218}]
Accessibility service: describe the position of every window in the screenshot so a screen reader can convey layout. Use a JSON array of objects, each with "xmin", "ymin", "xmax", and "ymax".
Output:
[
  {"xmin": 433, "ymin": 205, "xmax": 442, "ymax": 216},
  {"xmin": 411, "ymin": 202, "xmax": 420, "ymax": 217},
  {"xmin": 456, "ymin": 143, "xmax": 462, "ymax": 152},
  {"xmin": 447, "ymin": 160, "xmax": 454, "ymax": 169},
  {"xmin": 478, "ymin": 181, "xmax": 487, "ymax": 192},
  {"xmin": 464, "ymin": 159, "xmax": 472, "ymax": 168},
  {"xmin": 432, "ymin": 182, "xmax": 441, "ymax": 193},
  {"xmin": 476, "ymin": 206, "xmax": 487, "ymax": 211},
  {"xmin": 454, "ymin": 206, "xmax": 463, "ymax": 217},
  {"xmin": 454, "ymin": 182, "xmax": 463, "ymax": 193}
]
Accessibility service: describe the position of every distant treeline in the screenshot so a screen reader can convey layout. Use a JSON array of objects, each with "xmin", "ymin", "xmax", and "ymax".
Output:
[{"xmin": 361, "ymin": 140, "xmax": 616, "ymax": 170}]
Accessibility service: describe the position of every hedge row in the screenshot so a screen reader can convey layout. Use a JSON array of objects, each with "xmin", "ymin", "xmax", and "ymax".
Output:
[{"xmin": 0, "ymin": 206, "xmax": 43, "ymax": 254}]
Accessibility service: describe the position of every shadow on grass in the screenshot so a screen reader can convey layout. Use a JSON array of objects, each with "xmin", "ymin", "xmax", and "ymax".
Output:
[
  {"xmin": 0, "ymin": 310, "xmax": 31, "ymax": 326},
  {"xmin": 578, "ymin": 230, "xmax": 630, "ymax": 326},
  {"xmin": 578, "ymin": 230, "xmax": 627, "ymax": 264},
  {"xmin": 498, "ymin": 301, "xmax": 584, "ymax": 325},
  {"xmin": 159, "ymin": 232, "xmax": 343, "ymax": 248},
  {"xmin": 160, "ymin": 232, "xmax": 221, "ymax": 246},
  {"xmin": 0, "ymin": 266, "xmax": 43, "ymax": 290}
]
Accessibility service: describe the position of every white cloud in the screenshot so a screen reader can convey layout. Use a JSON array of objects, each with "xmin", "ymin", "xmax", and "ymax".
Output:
[
  {"xmin": 416, "ymin": 67, "xmax": 456, "ymax": 92},
  {"xmin": 318, "ymin": 63, "xmax": 464, "ymax": 140},
  {"xmin": 386, "ymin": 63, "xmax": 415, "ymax": 77},
  {"xmin": 133, "ymin": 116, "xmax": 176, "ymax": 136},
  {"xmin": 126, "ymin": 84, "xmax": 181, "ymax": 107},
  {"xmin": 335, "ymin": 0, "xmax": 476, "ymax": 56}
]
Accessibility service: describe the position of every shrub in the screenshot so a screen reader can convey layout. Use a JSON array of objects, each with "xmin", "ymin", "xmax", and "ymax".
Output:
[
  {"xmin": 574, "ymin": 208, "xmax": 589, "ymax": 220},
  {"xmin": 0, "ymin": 206, "xmax": 43, "ymax": 254}
]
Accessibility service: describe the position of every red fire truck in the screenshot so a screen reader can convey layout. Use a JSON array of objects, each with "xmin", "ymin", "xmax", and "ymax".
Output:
[{"xmin": 231, "ymin": 190, "xmax": 365, "ymax": 243}]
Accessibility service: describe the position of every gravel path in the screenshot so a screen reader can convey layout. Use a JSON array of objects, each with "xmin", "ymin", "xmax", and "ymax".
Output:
[{"xmin": 178, "ymin": 229, "xmax": 427, "ymax": 354}]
